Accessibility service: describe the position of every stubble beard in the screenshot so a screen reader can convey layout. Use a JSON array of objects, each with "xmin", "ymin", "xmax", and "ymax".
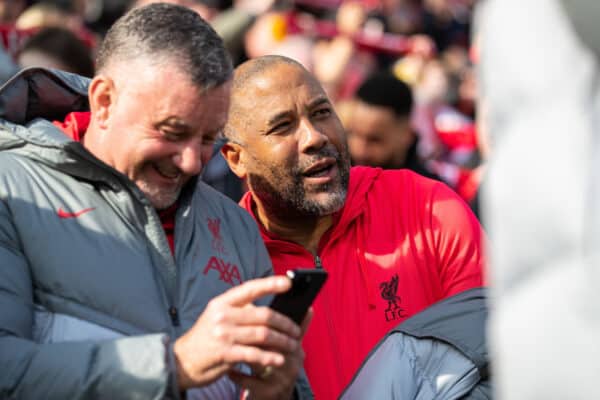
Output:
[
  {"xmin": 248, "ymin": 147, "xmax": 351, "ymax": 220},
  {"xmin": 137, "ymin": 179, "xmax": 182, "ymax": 210}
]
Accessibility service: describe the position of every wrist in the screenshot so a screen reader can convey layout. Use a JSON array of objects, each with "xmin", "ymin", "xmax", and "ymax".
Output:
[{"xmin": 173, "ymin": 338, "xmax": 194, "ymax": 391}]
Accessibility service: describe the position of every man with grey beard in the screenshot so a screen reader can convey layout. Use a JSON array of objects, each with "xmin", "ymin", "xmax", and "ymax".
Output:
[{"xmin": 221, "ymin": 55, "xmax": 486, "ymax": 400}]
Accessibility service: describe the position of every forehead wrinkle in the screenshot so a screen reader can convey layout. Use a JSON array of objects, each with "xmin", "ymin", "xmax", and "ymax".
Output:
[
  {"xmin": 306, "ymin": 96, "xmax": 330, "ymax": 111},
  {"xmin": 267, "ymin": 110, "xmax": 293, "ymax": 126}
]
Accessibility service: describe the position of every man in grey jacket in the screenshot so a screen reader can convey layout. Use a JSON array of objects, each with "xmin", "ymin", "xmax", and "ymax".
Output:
[{"xmin": 0, "ymin": 3, "xmax": 310, "ymax": 399}]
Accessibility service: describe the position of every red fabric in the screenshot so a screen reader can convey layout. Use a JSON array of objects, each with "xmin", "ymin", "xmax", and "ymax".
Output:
[
  {"xmin": 0, "ymin": 25, "xmax": 36, "ymax": 58},
  {"xmin": 53, "ymin": 111, "xmax": 91, "ymax": 141},
  {"xmin": 54, "ymin": 111, "xmax": 177, "ymax": 255},
  {"xmin": 0, "ymin": 24, "xmax": 96, "ymax": 59},
  {"xmin": 158, "ymin": 204, "xmax": 177, "ymax": 255},
  {"xmin": 454, "ymin": 166, "xmax": 483, "ymax": 203},
  {"xmin": 433, "ymin": 107, "xmax": 478, "ymax": 151},
  {"xmin": 240, "ymin": 166, "xmax": 486, "ymax": 400},
  {"xmin": 285, "ymin": 12, "xmax": 415, "ymax": 56}
]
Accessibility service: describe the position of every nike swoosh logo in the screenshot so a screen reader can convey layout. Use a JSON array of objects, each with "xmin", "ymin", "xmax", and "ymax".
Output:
[{"xmin": 57, "ymin": 207, "xmax": 96, "ymax": 219}]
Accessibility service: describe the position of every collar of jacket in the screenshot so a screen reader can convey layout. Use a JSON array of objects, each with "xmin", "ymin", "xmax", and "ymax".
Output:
[{"xmin": 241, "ymin": 166, "xmax": 382, "ymax": 248}]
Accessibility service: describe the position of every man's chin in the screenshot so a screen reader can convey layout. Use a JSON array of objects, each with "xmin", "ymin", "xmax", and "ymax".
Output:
[
  {"xmin": 304, "ymin": 191, "xmax": 346, "ymax": 216},
  {"xmin": 135, "ymin": 178, "xmax": 183, "ymax": 210},
  {"xmin": 143, "ymin": 189, "xmax": 181, "ymax": 210}
]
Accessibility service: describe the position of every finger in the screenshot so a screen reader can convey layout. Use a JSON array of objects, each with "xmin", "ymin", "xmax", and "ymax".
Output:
[
  {"xmin": 227, "ymin": 369, "xmax": 271, "ymax": 391},
  {"xmin": 227, "ymin": 369, "xmax": 285, "ymax": 398},
  {"xmin": 233, "ymin": 305, "xmax": 302, "ymax": 338},
  {"xmin": 219, "ymin": 276, "xmax": 291, "ymax": 307},
  {"xmin": 299, "ymin": 307, "xmax": 313, "ymax": 336},
  {"xmin": 226, "ymin": 325, "xmax": 300, "ymax": 353},
  {"xmin": 228, "ymin": 364, "xmax": 297, "ymax": 398},
  {"xmin": 221, "ymin": 344, "xmax": 286, "ymax": 368}
]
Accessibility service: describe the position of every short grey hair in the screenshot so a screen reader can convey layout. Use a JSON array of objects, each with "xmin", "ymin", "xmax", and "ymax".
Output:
[{"xmin": 96, "ymin": 3, "xmax": 232, "ymax": 91}]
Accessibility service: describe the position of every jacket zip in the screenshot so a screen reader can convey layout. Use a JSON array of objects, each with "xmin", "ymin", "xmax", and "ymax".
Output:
[
  {"xmin": 169, "ymin": 306, "xmax": 180, "ymax": 327},
  {"xmin": 314, "ymin": 253, "xmax": 345, "ymax": 386},
  {"xmin": 314, "ymin": 255, "xmax": 323, "ymax": 269}
]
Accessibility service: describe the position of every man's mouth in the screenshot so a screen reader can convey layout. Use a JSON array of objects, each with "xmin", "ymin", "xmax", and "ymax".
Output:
[
  {"xmin": 302, "ymin": 158, "xmax": 337, "ymax": 178},
  {"xmin": 153, "ymin": 163, "xmax": 181, "ymax": 181}
]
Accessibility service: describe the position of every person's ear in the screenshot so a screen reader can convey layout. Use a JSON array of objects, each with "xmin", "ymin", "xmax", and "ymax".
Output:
[
  {"xmin": 221, "ymin": 140, "xmax": 247, "ymax": 179},
  {"xmin": 88, "ymin": 75, "xmax": 115, "ymax": 130}
]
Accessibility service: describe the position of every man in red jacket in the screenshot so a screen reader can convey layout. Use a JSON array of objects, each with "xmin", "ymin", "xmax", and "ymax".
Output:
[{"xmin": 222, "ymin": 55, "xmax": 485, "ymax": 400}]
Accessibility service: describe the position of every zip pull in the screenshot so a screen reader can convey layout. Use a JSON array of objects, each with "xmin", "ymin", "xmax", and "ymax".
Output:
[
  {"xmin": 169, "ymin": 306, "xmax": 180, "ymax": 327},
  {"xmin": 314, "ymin": 255, "xmax": 323, "ymax": 269}
]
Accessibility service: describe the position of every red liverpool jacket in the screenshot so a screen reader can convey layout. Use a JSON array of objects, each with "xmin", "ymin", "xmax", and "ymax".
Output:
[{"xmin": 240, "ymin": 166, "xmax": 485, "ymax": 399}]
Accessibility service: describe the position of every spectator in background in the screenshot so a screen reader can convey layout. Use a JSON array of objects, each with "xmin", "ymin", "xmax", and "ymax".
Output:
[
  {"xmin": 16, "ymin": 2, "xmax": 80, "ymax": 31},
  {"xmin": 222, "ymin": 55, "xmax": 485, "ymax": 399},
  {"xmin": 422, "ymin": 0, "xmax": 472, "ymax": 51},
  {"xmin": 15, "ymin": 1, "xmax": 98, "ymax": 49},
  {"xmin": 343, "ymin": 70, "xmax": 441, "ymax": 180},
  {"xmin": 0, "ymin": 0, "xmax": 27, "ymax": 25},
  {"xmin": 132, "ymin": 0, "xmax": 227, "ymax": 21},
  {"xmin": 17, "ymin": 27, "xmax": 94, "ymax": 77}
]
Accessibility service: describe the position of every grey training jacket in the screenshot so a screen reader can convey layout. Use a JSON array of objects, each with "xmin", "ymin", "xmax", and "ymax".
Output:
[
  {"xmin": 0, "ymin": 68, "xmax": 306, "ymax": 399},
  {"xmin": 341, "ymin": 288, "xmax": 490, "ymax": 400}
]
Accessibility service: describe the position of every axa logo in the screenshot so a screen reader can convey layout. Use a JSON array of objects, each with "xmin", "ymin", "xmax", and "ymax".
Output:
[
  {"xmin": 207, "ymin": 217, "xmax": 227, "ymax": 254},
  {"xmin": 203, "ymin": 256, "xmax": 242, "ymax": 286},
  {"xmin": 379, "ymin": 274, "xmax": 406, "ymax": 322},
  {"xmin": 57, "ymin": 207, "xmax": 96, "ymax": 219}
]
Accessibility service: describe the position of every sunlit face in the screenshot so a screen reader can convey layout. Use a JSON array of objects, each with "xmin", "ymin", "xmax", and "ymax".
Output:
[
  {"xmin": 346, "ymin": 100, "xmax": 412, "ymax": 169},
  {"xmin": 232, "ymin": 63, "xmax": 350, "ymax": 218},
  {"xmin": 91, "ymin": 61, "xmax": 231, "ymax": 209}
]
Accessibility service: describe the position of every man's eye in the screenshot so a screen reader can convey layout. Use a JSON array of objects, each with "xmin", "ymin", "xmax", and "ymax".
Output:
[
  {"xmin": 267, "ymin": 121, "xmax": 291, "ymax": 135},
  {"xmin": 313, "ymin": 108, "xmax": 332, "ymax": 118},
  {"xmin": 162, "ymin": 130, "xmax": 183, "ymax": 141},
  {"xmin": 202, "ymin": 136, "xmax": 217, "ymax": 146}
]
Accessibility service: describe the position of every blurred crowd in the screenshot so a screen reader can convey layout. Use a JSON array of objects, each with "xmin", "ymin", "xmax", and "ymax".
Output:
[{"xmin": 0, "ymin": 0, "xmax": 484, "ymax": 215}]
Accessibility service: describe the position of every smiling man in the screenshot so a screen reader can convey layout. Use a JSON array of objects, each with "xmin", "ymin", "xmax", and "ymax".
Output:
[
  {"xmin": 222, "ymin": 55, "xmax": 486, "ymax": 399},
  {"xmin": 0, "ymin": 5, "xmax": 311, "ymax": 400}
]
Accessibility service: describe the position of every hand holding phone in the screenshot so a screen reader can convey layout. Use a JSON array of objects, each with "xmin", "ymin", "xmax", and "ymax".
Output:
[{"xmin": 269, "ymin": 269, "xmax": 328, "ymax": 325}]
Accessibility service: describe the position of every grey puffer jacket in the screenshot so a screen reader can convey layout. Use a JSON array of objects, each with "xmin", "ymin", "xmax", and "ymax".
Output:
[
  {"xmin": 340, "ymin": 288, "xmax": 490, "ymax": 400},
  {"xmin": 0, "ymin": 68, "xmax": 309, "ymax": 400}
]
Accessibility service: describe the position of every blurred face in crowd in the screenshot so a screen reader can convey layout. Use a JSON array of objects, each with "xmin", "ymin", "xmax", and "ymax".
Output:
[
  {"xmin": 87, "ymin": 58, "xmax": 231, "ymax": 209},
  {"xmin": 0, "ymin": 0, "xmax": 26, "ymax": 24},
  {"xmin": 18, "ymin": 50, "xmax": 70, "ymax": 72},
  {"xmin": 224, "ymin": 61, "xmax": 350, "ymax": 218},
  {"xmin": 346, "ymin": 100, "xmax": 413, "ymax": 169}
]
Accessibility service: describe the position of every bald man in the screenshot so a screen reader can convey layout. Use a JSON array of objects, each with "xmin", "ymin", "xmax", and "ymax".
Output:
[{"xmin": 221, "ymin": 55, "xmax": 486, "ymax": 399}]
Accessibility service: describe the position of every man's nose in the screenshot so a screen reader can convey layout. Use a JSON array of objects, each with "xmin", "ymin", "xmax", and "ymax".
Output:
[
  {"xmin": 173, "ymin": 143, "xmax": 203, "ymax": 176},
  {"xmin": 298, "ymin": 119, "xmax": 328, "ymax": 153}
]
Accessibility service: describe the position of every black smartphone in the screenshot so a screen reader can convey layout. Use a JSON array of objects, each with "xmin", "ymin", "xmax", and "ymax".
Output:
[{"xmin": 269, "ymin": 269, "xmax": 328, "ymax": 325}]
